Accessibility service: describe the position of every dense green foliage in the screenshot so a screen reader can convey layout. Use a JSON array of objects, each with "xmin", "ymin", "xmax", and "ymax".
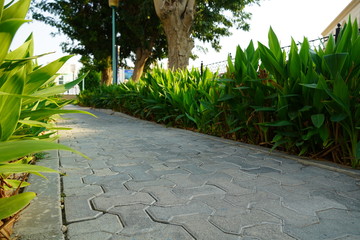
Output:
[
  {"xmin": 79, "ymin": 21, "xmax": 360, "ymax": 168},
  {"xmin": 0, "ymin": 0, "xmax": 91, "ymax": 223},
  {"xmin": 78, "ymin": 65, "xmax": 101, "ymax": 91}
]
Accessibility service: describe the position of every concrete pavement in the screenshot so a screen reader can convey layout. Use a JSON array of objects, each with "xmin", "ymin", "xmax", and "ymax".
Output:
[{"xmin": 30, "ymin": 105, "xmax": 360, "ymax": 239}]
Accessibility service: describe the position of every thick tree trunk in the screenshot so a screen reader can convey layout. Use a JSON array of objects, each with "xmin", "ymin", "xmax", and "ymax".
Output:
[
  {"xmin": 153, "ymin": 0, "xmax": 195, "ymax": 70},
  {"xmin": 101, "ymin": 56, "xmax": 112, "ymax": 85},
  {"xmin": 132, "ymin": 47, "xmax": 152, "ymax": 82}
]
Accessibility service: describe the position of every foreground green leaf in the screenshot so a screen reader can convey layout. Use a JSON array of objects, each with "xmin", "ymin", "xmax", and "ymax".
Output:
[
  {"xmin": 0, "ymin": 192, "xmax": 36, "ymax": 219},
  {"xmin": 0, "ymin": 140, "xmax": 90, "ymax": 163}
]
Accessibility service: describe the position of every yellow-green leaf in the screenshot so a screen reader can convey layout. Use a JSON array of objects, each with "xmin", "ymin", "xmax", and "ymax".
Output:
[{"xmin": 0, "ymin": 192, "xmax": 36, "ymax": 219}]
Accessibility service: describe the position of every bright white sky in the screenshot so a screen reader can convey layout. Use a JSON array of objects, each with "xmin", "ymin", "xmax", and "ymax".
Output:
[{"xmin": 11, "ymin": 0, "xmax": 352, "ymax": 68}]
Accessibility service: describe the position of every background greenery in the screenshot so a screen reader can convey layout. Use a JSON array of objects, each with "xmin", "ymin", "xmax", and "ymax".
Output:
[{"xmin": 79, "ymin": 19, "xmax": 360, "ymax": 168}]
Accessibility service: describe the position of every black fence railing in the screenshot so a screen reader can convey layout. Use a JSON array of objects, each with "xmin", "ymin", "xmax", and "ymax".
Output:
[{"xmin": 198, "ymin": 23, "xmax": 354, "ymax": 75}]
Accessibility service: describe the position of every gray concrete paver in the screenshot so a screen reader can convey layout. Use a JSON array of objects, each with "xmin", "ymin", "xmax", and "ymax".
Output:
[
  {"xmin": 65, "ymin": 195, "xmax": 102, "ymax": 223},
  {"xmin": 92, "ymin": 191, "xmax": 156, "ymax": 211},
  {"xmin": 57, "ymin": 106, "xmax": 360, "ymax": 240},
  {"xmin": 171, "ymin": 214, "xmax": 242, "ymax": 240},
  {"xmin": 147, "ymin": 200, "xmax": 214, "ymax": 222},
  {"xmin": 67, "ymin": 214, "xmax": 122, "ymax": 239}
]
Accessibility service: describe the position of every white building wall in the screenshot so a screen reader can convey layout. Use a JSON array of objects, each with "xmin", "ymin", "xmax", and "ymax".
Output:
[
  {"xmin": 55, "ymin": 63, "xmax": 80, "ymax": 95},
  {"xmin": 322, "ymin": 0, "xmax": 360, "ymax": 37}
]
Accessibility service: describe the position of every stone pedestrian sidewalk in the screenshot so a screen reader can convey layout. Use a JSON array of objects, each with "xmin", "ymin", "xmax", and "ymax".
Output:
[{"xmin": 57, "ymin": 106, "xmax": 360, "ymax": 239}]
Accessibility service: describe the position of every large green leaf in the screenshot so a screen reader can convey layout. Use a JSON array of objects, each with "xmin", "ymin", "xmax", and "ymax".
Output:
[
  {"xmin": 0, "ymin": 163, "xmax": 58, "ymax": 174},
  {"xmin": 258, "ymin": 43, "xmax": 286, "ymax": 80},
  {"xmin": 24, "ymin": 55, "xmax": 73, "ymax": 94},
  {"xmin": 323, "ymin": 53, "xmax": 348, "ymax": 79},
  {"xmin": 0, "ymin": 192, "xmax": 36, "ymax": 219},
  {"xmin": 1, "ymin": 0, "xmax": 30, "ymax": 22},
  {"xmin": 268, "ymin": 27, "xmax": 282, "ymax": 61},
  {"xmin": 0, "ymin": 19, "xmax": 29, "ymax": 64},
  {"xmin": 0, "ymin": 67, "xmax": 25, "ymax": 141},
  {"xmin": 5, "ymin": 34, "xmax": 33, "ymax": 60},
  {"xmin": 18, "ymin": 119, "xmax": 72, "ymax": 130},
  {"xmin": 38, "ymin": 74, "xmax": 85, "ymax": 97},
  {"xmin": 21, "ymin": 108, "xmax": 96, "ymax": 120},
  {"xmin": 0, "ymin": 140, "xmax": 90, "ymax": 163},
  {"xmin": 288, "ymin": 39, "xmax": 301, "ymax": 78}
]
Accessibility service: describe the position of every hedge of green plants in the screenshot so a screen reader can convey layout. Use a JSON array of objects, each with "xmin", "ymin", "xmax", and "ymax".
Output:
[
  {"xmin": 0, "ymin": 0, "xmax": 91, "ymax": 224},
  {"xmin": 78, "ymin": 20, "xmax": 360, "ymax": 168}
]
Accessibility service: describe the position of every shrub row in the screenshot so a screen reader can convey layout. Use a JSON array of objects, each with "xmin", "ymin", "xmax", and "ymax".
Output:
[{"xmin": 79, "ymin": 20, "xmax": 360, "ymax": 168}]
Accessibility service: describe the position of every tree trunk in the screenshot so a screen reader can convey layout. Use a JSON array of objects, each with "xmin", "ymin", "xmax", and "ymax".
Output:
[
  {"xmin": 132, "ymin": 47, "xmax": 152, "ymax": 82},
  {"xmin": 153, "ymin": 0, "xmax": 195, "ymax": 70},
  {"xmin": 101, "ymin": 56, "xmax": 112, "ymax": 85}
]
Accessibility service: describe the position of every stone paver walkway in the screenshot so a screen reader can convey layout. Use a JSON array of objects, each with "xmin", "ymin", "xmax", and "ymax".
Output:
[{"xmin": 58, "ymin": 105, "xmax": 360, "ymax": 240}]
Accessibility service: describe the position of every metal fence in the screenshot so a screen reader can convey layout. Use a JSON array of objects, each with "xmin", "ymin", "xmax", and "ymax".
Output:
[{"xmin": 198, "ymin": 23, "xmax": 347, "ymax": 74}]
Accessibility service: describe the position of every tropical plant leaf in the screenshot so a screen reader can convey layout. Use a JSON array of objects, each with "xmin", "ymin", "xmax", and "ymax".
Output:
[
  {"xmin": 0, "ymin": 140, "xmax": 90, "ymax": 163},
  {"xmin": 0, "ymin": 19, "xmax": 29, "ymax": 64},
  {"xmin": 1, "ymin": 0, "xmax": 30, "ymax": 22},
  {"xmin": 2, "ymin": 179, "xmax": 30, "ymax": 190},
  {"xmin": 0, "ymin": 163, "xmax": 58, "ymax": 174},
  {"xmin": 311, "ymin": 114, "xmax": 325, "ymax": 128},
  {"xmin": 0, "ymin": 192, "xmax": 36, "ymax": 219}
]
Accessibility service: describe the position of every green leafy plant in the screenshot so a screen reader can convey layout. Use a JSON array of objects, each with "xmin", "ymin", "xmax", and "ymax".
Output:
[{"xmin": 0, "ymin": 0, "xmax": 93, "ymax": 225}]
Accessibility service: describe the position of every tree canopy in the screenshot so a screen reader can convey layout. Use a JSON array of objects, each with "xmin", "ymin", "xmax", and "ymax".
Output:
[{"xmin": 32, "ymin": 0, "xmax": 167, "ymax": 83}]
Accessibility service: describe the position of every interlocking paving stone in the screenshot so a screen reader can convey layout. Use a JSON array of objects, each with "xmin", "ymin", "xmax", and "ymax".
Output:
[
  {"xmin": 62, "ymin": 174, "xmax": 87, "ymax": 189},
  {"xmin": 147, "ymin": 201, "xmax": 214, "ymax": 222},
  {"xmin": 233, "ymin": 175, "xmax": 280, "ymax": 189},
  {"xmin": 109, "ymin": 204, "xmax": 159, "ymax": 235},
  {"xmin": 68, "ymin": 232, "xmax": 113, "ymax": 240},
  {"xmin": 242, "ymin": 223, "xmax": 296, "ymax": 239},
  {"xmin": 284, "ymin": 209, "xmax": 360, "ymax": 240},
  {"xmin": 113, "ymin": 225, "xmax": 195, "ymax": 240},
  {"xmin": 64, "ymin": 184, "xmax": 103, "ymax": 197},
  {"xmin": 92, "ymin": 191, "xmax": 156, "ymax": 211},
  {"xmin": 53, "ymin": 106, "xmax": 360, "ymax": 240},
  {"xmin": 260, "ymin": 172, "xmax": 307, "ymax": 186},
  {"xmin": 148, "ymin": 166, "xmax": 189, "ymax": 177},
  {"xmin": 164, "ymin": 174, "xmax": 208, "ymax": 188},
  {"xmin": 332, "ymin": 235, "xmax": 360, "ymax": 240},
  {"xmin": 206, "ymin": 178, "xmax": 255, "ymax": 196},
  {"xmin": 171, "ymin": 214, "xmax": 241, "ymax": 240},
  {"xmin": 282, "ymin": 196, "xmax": 347, "ymax": 216},
  {"xmin": 83, "ymin": 173, "xmax": 131, "ymax": 187},
  {"xmin": 241, "ymin": 166, "xmax": 282, "ymax": 174},
  {"xmin": 172, "ymin": 185, "xmax": 225, "ymax": 199},
  {"xmin": 65, "ymin": 195, "xmax": 102, "ymax": 223},
  {"xmin": 93, "ymin": 168, "xmax": 117, "ymax": 176},
  {"xmin": 180, "ymin": 163, "xmax": 214, "ymax": 175},
  {"xmin": 224, "ymin": 191, "xmax": 280, "ymax": 209},
  {"xmin": 141, "ymin": 186, "xmax": 189, "ymax": 206},
  {"xmin": 111, "ymin": 165, "xmax": 157, "ymax": 181},
  {"xmin": 67, "ymin": 214, "xmax": 122, "ymax": 239},
  {"xmin": 124, "ymin": 178, "xmax": 176, "ymax": 191},
  {"xmin": 210, "ymin": 209, "xmax": 281, "ymax": 235},
  {"xmin": 311, "ymin": 190, "xmax": 360, "ymax": 211},
  {"xmin": 253, "ymin": 198, "xmax": 319, "ymax": 227}
]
